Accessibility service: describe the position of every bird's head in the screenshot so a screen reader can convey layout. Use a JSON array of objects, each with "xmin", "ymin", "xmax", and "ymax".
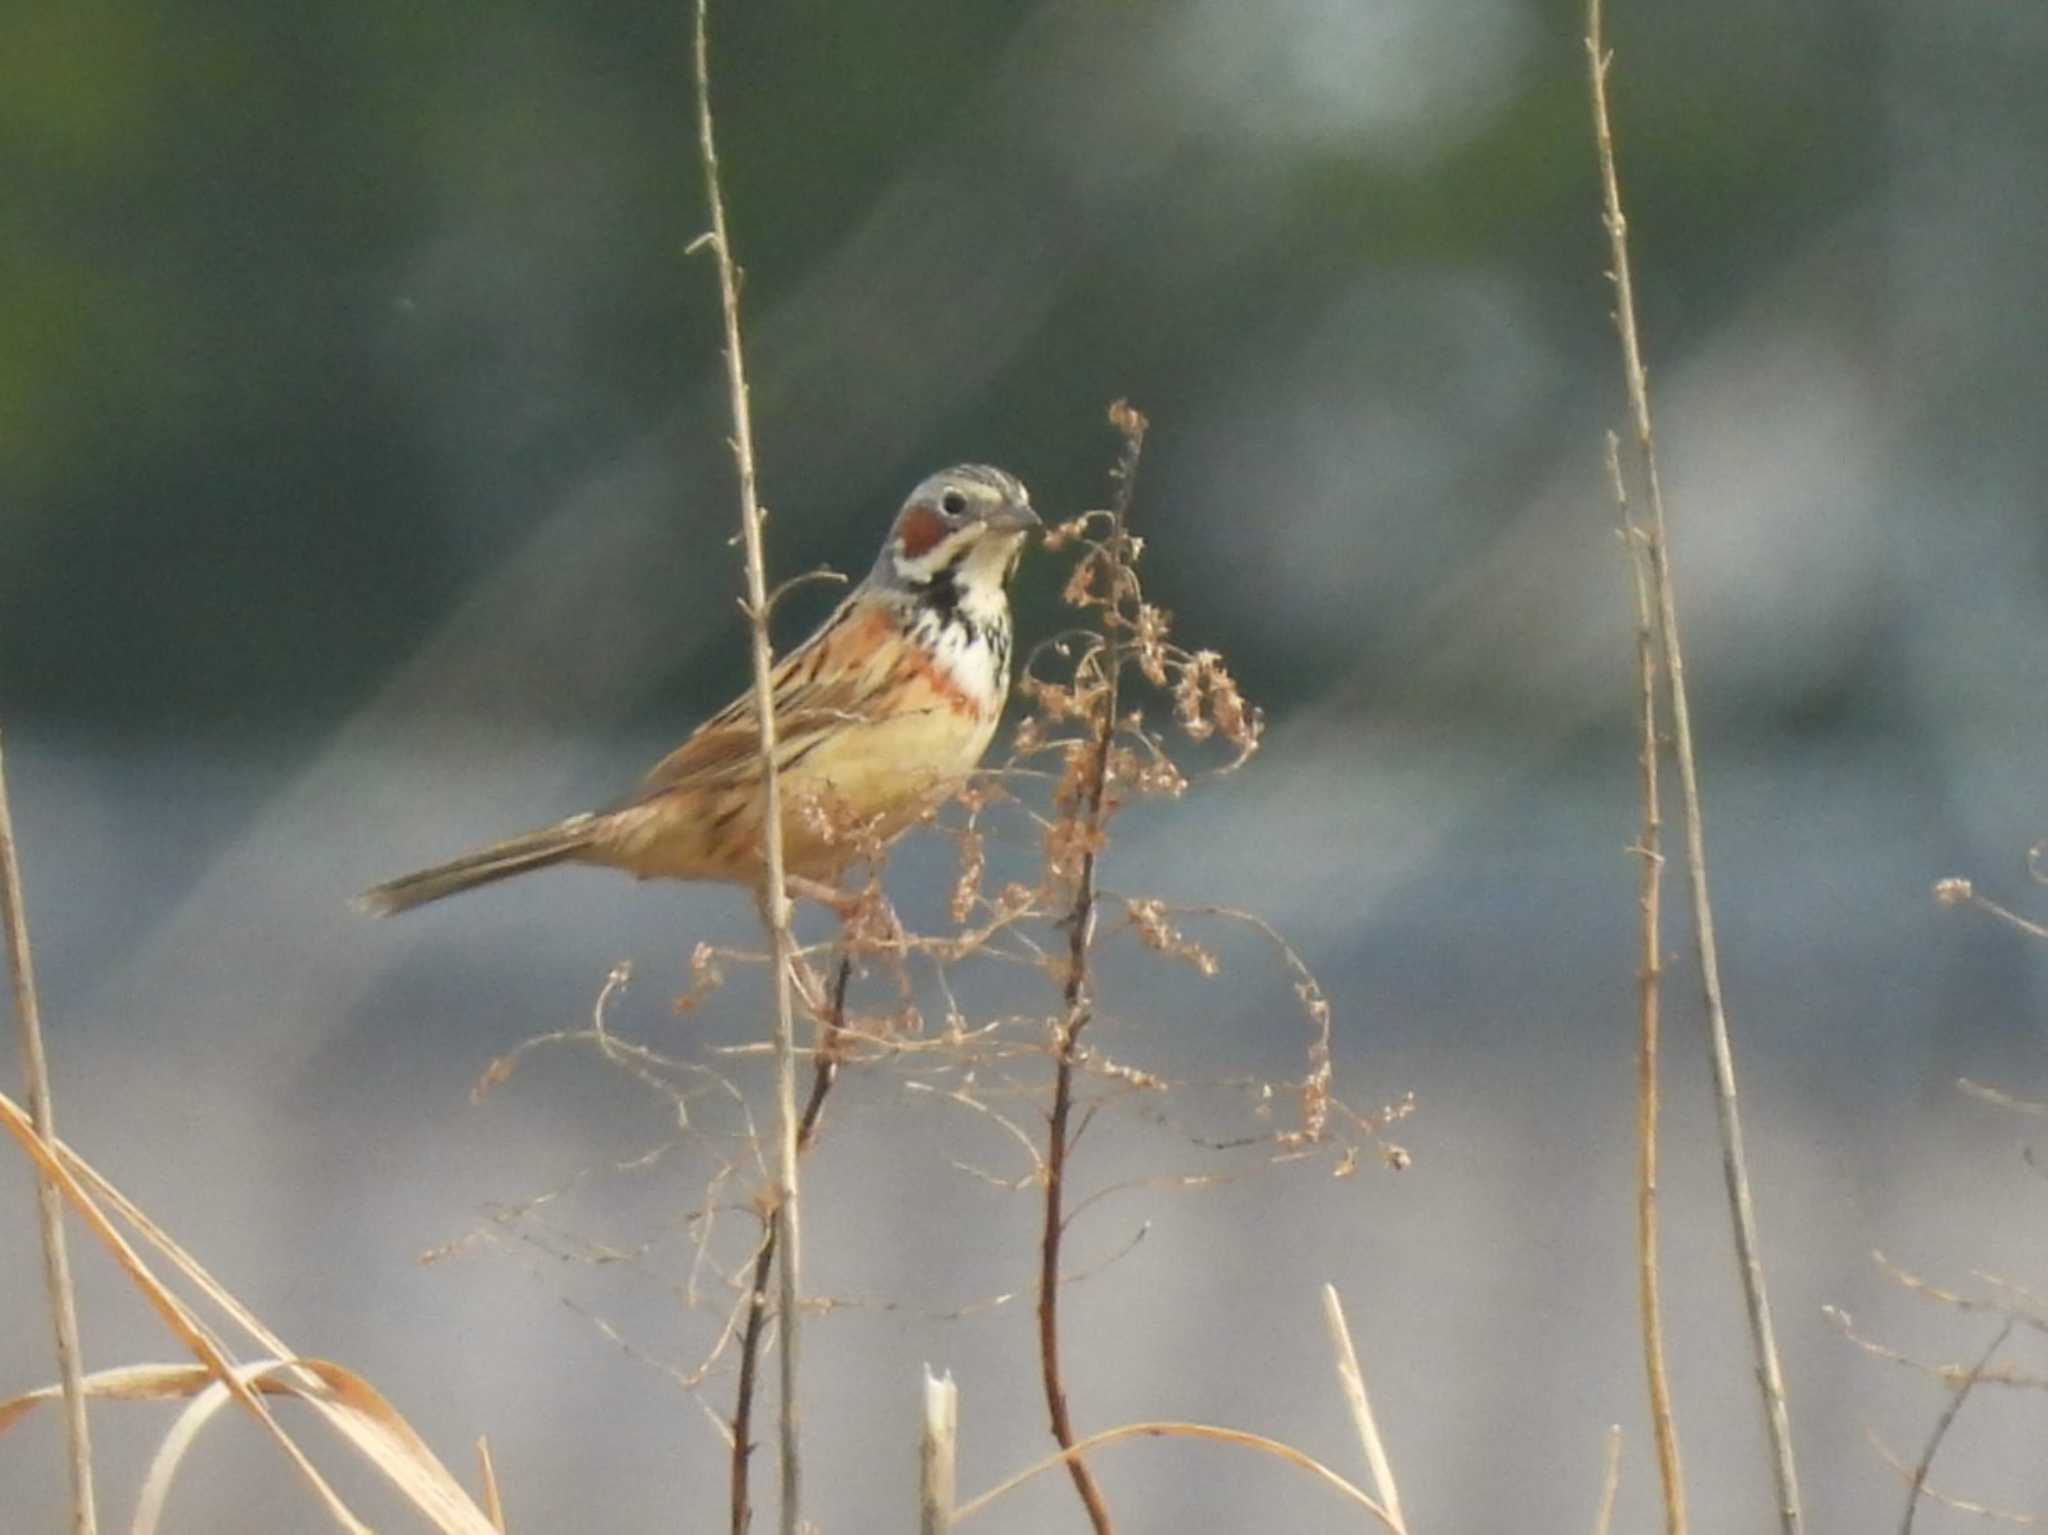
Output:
[{"xmin": 873, "ymin": 464, "xmax": 1039, "ymax": 601}]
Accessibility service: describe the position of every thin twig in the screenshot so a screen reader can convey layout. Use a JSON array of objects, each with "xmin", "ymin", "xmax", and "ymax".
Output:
[
  {"xmin": 1321, "ymin": 1283, "xmax": 1408, "ymax": 1535},
  {"xmin": 1610, "ymin": 430, "xmax": 1686, "ymax": 1535},
  {"xmin": 1974, "ymin": 1270, "xmax": 2048, "ymax": 1331},
  {"xmin": 475, "ymin": 1435, "xmax": 506, "ymax": 1533},
  {"xmin": 1592, "ymin": 1426, "xmax": 1623, "ymax": 1535},
  {"xmin": 798, "ymin": 953, "xmax": 855, "ymax": 1153},
  {"xmin": 729, "ymin": 1226, "xmax": 774, "ymax": 1535},
  {"xmin": 729, "ymin": 954, "xmax": 850, "ymax": 1534},
  {"xmin": 1868, "ymin": 1254, "xmax": 2048, "ymax": 1343},
  {"xmin": 1827, "ymin": 1303, "xmax": 2048, "ymax": 1388},
  {"xmin": 1900, "ymin": 1317, "xmax": 2016, "ymax": 1535},
  {"xmin": 952, "ymin": 1418, "xmax": 1400, "ymax": 1531},
  {"xmin": 1038, "ymin": 407, "xmax": 1147, "ymax": 1535},
  {"xmin": 920, "ymin": 1368, "xmax": 959, "ymax": 1535},
  {"xmin": 1933, "ymin": 879, "xmax": 2048, "ymax": 942},
  {"xmin": 0, "ymin": 735, "xmax": 98, "ymax": 1535},
  {"xmin": 691, "ymin": 5, "xmax": 803, "ymax": 1532},
  {"xmin": 1586, "ymin": 9, "xmax": 1803, "ymax": 1532},
  {"xmin": 1868, "ymin": 1428, "xmax": 2041, "ymax": 1526},
  {"xmin": 1956, "ymin": 1079, "xmax": 2048, "ymax": 1119}
]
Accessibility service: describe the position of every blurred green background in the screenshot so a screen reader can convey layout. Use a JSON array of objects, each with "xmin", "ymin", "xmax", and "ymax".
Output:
[
  {"xmin": 4, "ymin": 0, "xmax": 1900, "ymax": 736},
  {"xmin": 5, "ymin": 2, "xmax": 2048, "ymax": 1532}
]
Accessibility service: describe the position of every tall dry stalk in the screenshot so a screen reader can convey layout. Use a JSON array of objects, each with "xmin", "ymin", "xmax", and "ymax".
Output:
[
  {"xmin": 0, "ymin": 735, "xmax": 99, "ymax": 1535},
  {"xmin": 1586, "ymin": 5, "xmax": 1804, "ymax": 1532},
  {"xmin": 1036, "ymin": 404, "xmax": 1149, "ymax": 1535},
  {"xmin": 1609, "ymin": 432, "xmax": 1686, "ymax": 1535},
  {"xmin": 729, "ymin": 953, "xmax": 850, "ymax": 1535},
  {"xmin": 690, "ymin": 5, "xmax": 804, "ymax": 1531},
  {"xmin": 919, "ymin": 1368, "xmax": 960, "ymax": 1535},
  {"xmin": 1321, "ymin": 1284, "xmax": 1409, "ymax": 1535}
]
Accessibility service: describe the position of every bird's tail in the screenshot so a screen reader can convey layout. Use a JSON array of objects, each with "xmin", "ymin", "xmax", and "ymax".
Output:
[{"xmin": 354, "ymin": 814, "xmax": 601, "ymax": 917}]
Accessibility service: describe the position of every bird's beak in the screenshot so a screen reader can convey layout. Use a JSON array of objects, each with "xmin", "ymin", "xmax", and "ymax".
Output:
[{"xmin": 985, "ymin": 502, "xmax": 1042, "ymax": 534}]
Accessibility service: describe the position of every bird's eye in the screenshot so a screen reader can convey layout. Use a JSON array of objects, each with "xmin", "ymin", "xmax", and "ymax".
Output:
[{"xmin": 941, "ymin": 490, "xmax": 968, "ymax": 517}]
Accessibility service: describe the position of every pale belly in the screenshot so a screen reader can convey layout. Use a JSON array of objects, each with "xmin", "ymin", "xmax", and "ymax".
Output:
[
  {"xmin": 773, "ymin": 702, "xmax": 998, "ymax": 872},
  {"xmin": 785, "ymin": 701, "xmax": 996, "ymax": 819},
  {"xmin": 591, "ymin": 701, "xmax": 1000, "ymax": 884}
]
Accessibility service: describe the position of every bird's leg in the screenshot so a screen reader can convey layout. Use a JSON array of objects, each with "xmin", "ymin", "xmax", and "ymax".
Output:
[
  {"xmin": 753, "ymin": 884, "xmax": 827, "ymax": 1015},
  {"xmin": 797, "ymin": 949, "xmax": 854, "ymax": 1154},
  {"xmin": 789, "ymin": 949, "xmax": 830, "ymax": 1017},
  {"xmin": 785, "ymin": 873, "xmax": 864, "ymax": 922},
  {"xmin": 771, "ymin": 875, "xmax": 856, "ymax": 1018}
]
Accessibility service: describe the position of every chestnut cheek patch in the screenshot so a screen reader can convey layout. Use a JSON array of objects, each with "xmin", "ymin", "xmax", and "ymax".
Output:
[{"xmin": 896, "ymin": 503, "xmax": 949, "ymax": 560}]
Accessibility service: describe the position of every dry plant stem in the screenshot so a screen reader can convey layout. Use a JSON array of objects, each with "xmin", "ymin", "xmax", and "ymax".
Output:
[
  {"xmin": 952, "ymin": 1419, "xmax": 1400, "ymax": 1531},
  {"xmin": 1040, "ymin": 1022, "xmax": 1114, "ymax": 1534},
  {"xmin": 1321, "ymin": 1284, "xmax": 1408, "ymax": 1535},
  {"xmin": 1038, "ymin": 418, "xmax": 1147, "ymax": 1535},
  {"xmin": 1830, "ymin": 1302, "xmax": 2048, "ymax": 1384},
  {"xmin": 0, "ymin": 735, "xmax": 99, "ymax": 1535},
  {"xmin": 0, "ymin": 1092, "xmax": 373, "ymax": 1533},
  {"xmin": 1956, "ymin": 1079, "xmax": 2048, "ymax": 1120},
  {"xmin": 1900, "ymin": 1317, "xmax": 2016, "ymax": 1535},
  {"xmin": 1587, "ymin": 9, "xmax": 1803, "ymax": 1532},
  {"xmin": 729, "ymin": 953, "xmax": 850, "ymax": 1535},
  {"xmin": 1935, "ymin": 881, "xmax": 2048, "ymax": 943},
  {"xmin": 1592, "ymin": 1426, "xmax": 1624, "ymax": 1535},
  {"xmin": 1867, "ymin": 1430, "xmax": 2042, "ymax": 1527},
  {"xmin": 475, "ymin": 1436, "xmax": 506, "ymax": 1533},
  {"xmin": 1612, "ymin": 435, "xmax": 1687, "ymax": 1535},
  {"xmin": 920, "ymin": 1368, "xmax": 959, "ymax": 1535},
  {"xmin": 691, "ymin": 4, "xmax": 803, "ymax": 1532}
]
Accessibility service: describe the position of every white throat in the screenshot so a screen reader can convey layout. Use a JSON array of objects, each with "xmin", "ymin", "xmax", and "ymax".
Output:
[{"xmin": 892, "ymin": 528, "xmax": 1024, "ymax": 711}]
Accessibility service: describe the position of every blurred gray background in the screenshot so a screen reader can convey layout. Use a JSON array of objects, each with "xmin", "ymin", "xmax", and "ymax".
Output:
[{"xmin": 6, "ymin": 1, "xmax": 2048, "ymax": 1530}]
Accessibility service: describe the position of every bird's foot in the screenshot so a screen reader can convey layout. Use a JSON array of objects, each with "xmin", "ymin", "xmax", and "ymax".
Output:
[{"xmin": 785, "ymin": 874, "xmax": 863, "ymax": 921}]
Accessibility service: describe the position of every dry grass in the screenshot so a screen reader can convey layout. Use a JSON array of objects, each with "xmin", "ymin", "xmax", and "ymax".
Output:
[
  {"xmin": 1607, "ymin": 427, "xmax": 1686, "ymax": 1535},
  {"xmin": 950, "ymin": 1386, "xmax": 1406, "ymax": 1533},
  {"xmin": 1588, "ymin": 3, "xmax": 1802, "ymax": 1531},
  {"xmin": 1323, "ymin": 1282, "xmax": 1410, "ymax": 1535},
  {"xmin": 1591, "ymin": 1426, "xmax": 1624, "ymax": 1535},
  {"xmin": 0, "ymin": 736, "xmax": 97, "ymax": 1534},
  {"xmin": 0, "ymin": 1087, "xmax": 503, "ymax": 1532},
  {"xmin": 688, "ymin": 2, "xmax": 806, "ymax": 1529}
]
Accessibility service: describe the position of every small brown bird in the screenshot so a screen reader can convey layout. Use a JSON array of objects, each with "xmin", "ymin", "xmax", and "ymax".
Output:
[{"xmin": 357, "ymin": 465, "xmax": 1039, "ymax": 916}]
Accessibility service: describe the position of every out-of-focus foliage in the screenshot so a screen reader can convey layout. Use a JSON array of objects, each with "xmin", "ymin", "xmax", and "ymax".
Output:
[{"xmin": 4, "ymin": 0, "xmax": 1973, "ymax": 739}]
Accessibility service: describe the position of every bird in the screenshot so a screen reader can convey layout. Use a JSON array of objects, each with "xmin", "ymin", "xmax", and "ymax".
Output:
[{"xmin": 356, "ymin": 464, "xmax": 1040, "ymax": 917}]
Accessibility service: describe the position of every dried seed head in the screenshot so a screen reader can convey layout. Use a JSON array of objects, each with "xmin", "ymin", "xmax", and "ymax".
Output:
[
  {"xmin": 1063, "ymin": 550, "xmax": 1101, "ymax": 608},
  {"xmin": 950, "ymin": 827, "xmax": 985, "ymax": 924},
  {"xmin": 1125, "ymin": 897, "xmax": 1220, "ymax": 977},
  {"xmin": 1134, "ymin": 603, "xmax": 1172, "ymax": 685},
  {"xmin": 1091, "ymin": 1052, "xmax": 1168, "ymax": 1091},
  {"xmin": 674, "ymin": 941, "xmax": 729, "ymax": 1013}
]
